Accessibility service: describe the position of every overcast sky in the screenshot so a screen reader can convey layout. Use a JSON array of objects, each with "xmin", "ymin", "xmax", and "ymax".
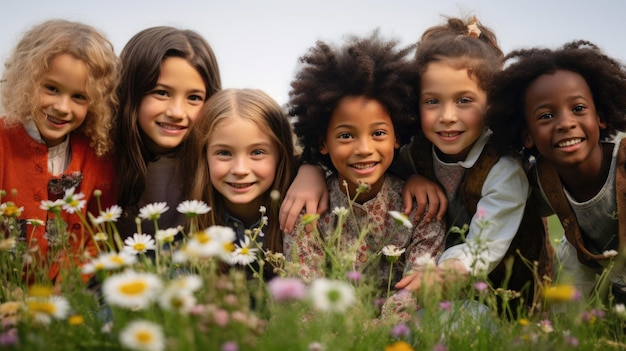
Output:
[{"xmin": 1, "ymin": 0, "xmax": 625, "ymax": 106}]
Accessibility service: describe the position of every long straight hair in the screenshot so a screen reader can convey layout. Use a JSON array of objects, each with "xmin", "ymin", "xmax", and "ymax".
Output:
[
  {"xmin": 115, "ymin": 26, "xmax": 221, "ymax": 213},
  {"xmin": 187, "ymin": 89, "xmax": 296, "ymax": 254}
]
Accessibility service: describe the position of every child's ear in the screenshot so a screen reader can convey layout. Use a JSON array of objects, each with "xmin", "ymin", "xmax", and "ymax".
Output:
[
  {"xmin": 320, "ymin": 141, "xmax": 329, "ymax": 155},
  {"xmin": 521, "ymin": 128, "xmax": 535, "ymax": 149},
  {"xmin": 597, "ymin": 114, "xmax": 607, "ymax": 130},
  {"xmin": 394, "ymin": 138, "xmax": 400, "ymax": 149}
]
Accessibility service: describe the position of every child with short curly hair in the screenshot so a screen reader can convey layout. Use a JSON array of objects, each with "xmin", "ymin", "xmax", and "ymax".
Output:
[
  {"xmin": 486, "ymin": 40, "xmax": 626, "ymax": 302},
  {"xmin": 283, "ymin": 31, "xmax": 445, "ymax": 307},
  {"xmin": 0, "ymin": 19, "xmax": 119, "ymax": 281}
]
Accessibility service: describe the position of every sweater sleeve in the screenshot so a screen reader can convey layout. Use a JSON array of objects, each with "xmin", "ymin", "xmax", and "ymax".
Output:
[{"xmin": 438, "ymin": 156, "xmax": 529, "ymax": 275}]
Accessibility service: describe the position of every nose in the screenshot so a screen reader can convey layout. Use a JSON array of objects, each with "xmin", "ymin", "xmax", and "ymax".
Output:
[
  {"xmin": 165, "ymin": 97, "xmax": 185, "ymax": 120},
  {"xmin": 355, "ymin": 137, "xmax": 374, "ymax": 156},
  {"xmin": 439, "ymin": 102, "xmax": 457, "ymax": 124},
  {"xmin": 230, "ymin": 155, "xmax": 250, "ymax": 175},
  {"xmin": 556, "ymin": 111, "xmax": 577, "ymax": 132},
  {"xmin": 53, "ymin": 95, "xmax": 71, "ymax": 115}
]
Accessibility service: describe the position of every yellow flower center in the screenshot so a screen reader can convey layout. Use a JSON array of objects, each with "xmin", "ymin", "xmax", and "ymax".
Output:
[
  {"xmin": 111, "ymin": 256, "xmax": 125, "ymax": 265},
  {"xmin": 543, "ymin": 285, "xmax": 576, "ymax": 302},
  {"xmin": 240, "ymin": 247, "xmax": 249, "ymax": 255},
  {"xmin": 4, "ymin": 204, "xmax": 19, "ymax": 216},
  {"xmin": 136, "ymin": 330, "xmax": 154, "ymax": 344},
  {"xmin": 224, "ymin": 242, "xmax": 235, "ymax": 253},
  {"xmin": 28, "ymin": 301, "xmax": 56, "ymax": 315},
  {"xmin": 119, "ymin": 281, "xmax": 147, "ymax": 296},
  {"xmin": 133, "ymin": 243, "xmax": 146, "ymax": 251},
  {"xmin": 28, "ymin": 285, "xmax": 53, "ymax": 298},
  {"xmin": 69, "ymin": 315, "xmax": 84, "ymax": 325},
  {"xmin": 69, "ymin": 199, "xmax": 80, "ymax": 207},
  {"xmin": 196, "ymin": 232, "xmax": 210, "ymax": 244}
]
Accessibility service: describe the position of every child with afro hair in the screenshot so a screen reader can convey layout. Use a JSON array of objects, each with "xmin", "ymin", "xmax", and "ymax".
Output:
[
  {"xmin": 486, "ymin": 40, "xmax": 626, "ymax": 303},
  {"xmin": 283, "ymin": 31, "xmax": 445, "ymax": 319}
]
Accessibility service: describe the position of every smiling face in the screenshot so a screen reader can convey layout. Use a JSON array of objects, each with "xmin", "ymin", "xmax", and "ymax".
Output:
[
  {"xmin": 522, "ymin": 70, "xmax": 605, "ymax": 168},
  {"xmin": 207, "ymin": 116, "xmax": 279, "ymax": 218},
  {"xmin": 35, "ymin": 54, "xmax": 90, "ymax": 147},
  {"xmin": 137, "ymin": 57, "xmax": 207, "ymax": 155},
  {"xmin": 419, "ymin": 62, "xmax": 487, "ymax": 163},
  {"xmin": 320, "ymin": 96, "xmax": 399, "ymax": 202}
]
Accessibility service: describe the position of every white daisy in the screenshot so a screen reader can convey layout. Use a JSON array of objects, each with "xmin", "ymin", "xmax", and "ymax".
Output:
[
  {"xmin": 413, "ymin": 252, "xmax": 437, "ymax": 268},
  {"xmin": 98, "ymin": 205, "xmax": 123, "ymax": 223},
  {"xmin": 155, "ymin": 228, "xmax": 180, "ymax": 244},
  {"xmin": 380, "ymin": 244, "xmax": 406, "ymax": 258},
  {"xmin": 309, "ymin": 278, "xmax": 356, "ymax": 313},
  {"xmin": 62, "ymin": 187, "xmax": 86, "ymax": 214},
  {"xmin": 39, "ymin": 199, "xmax": 64, "ymax": 212},
  {"xmin": 93, "ymin": 232, "xmax": 108, "ymax": 242},
  {"xmin": 26, "ymin": 295, "xmax": 70, "ymax": 325},
  {"xmin": 138, "ymin": 202, "xmax": 169, "ymax": 221},
  {"xmin": 615, "ymin": 304, "xmax": 626, "ymax": 320},
  {"xmin": 166, "ymin": 274, "xmax": 203, "ymax": 293},
  {"xmin": 176, "ymin": 200, "xmax": 211, "ymax": 217},
  {"xmin": 82, "ymin": 252, "xmax": 137, "ymax": 274},
  {"xmin": 388, "ymin": 210, "xmax": 413, "ymax": 229},
  {"xmin": 157, "ymin": 289, "xmax": 197, "ymax": 313},
  {"xmin": 119, "ymin": 319, "xmax": 165, "ymax": 351},
  {"xmin": 184, "ymin": 226, "xmax": 236, "ymax": 260},
  {"xmin": 332, "ymin": 206, "xmax": 349, "ymax": 217},
  {"xmin": 230, "ymin": 236, "xmax": 258, "ymax": 266},
  {"xmin": 26, "ymin": 219, "xmax": 45, "ymax": 226},
  {"xmin": 124, "ymin": 233, "xmax": 157, "ymax": 255},
  {"xmin": 0, "ymin": 202, "xmax": 23, "ymax": 217},
  {"xmin": 102, "ymin": 270, "xmax": 162, "ymax": 310}
]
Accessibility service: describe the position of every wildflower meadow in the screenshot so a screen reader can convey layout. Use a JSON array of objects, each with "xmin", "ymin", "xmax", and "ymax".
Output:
[{"xmin": 1, "ymin": 186, "xmax": 626, "ymax": 351}]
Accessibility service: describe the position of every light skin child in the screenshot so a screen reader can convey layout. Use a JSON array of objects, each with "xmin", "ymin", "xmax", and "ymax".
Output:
[
  {"xmin": 396, "ymin": 59, "xmax": 489, "ymax": 291},
  {"xmin": 189, "ymin": 88, "xmax": 296, "ymax": 258},
  {"xmin": 114, "ymin": 26, "xmax": 221, "ymax": 235},
  {"xmin": 137, "ymin": 56, "xmax": 207, "ymax": 155},
  {"xmin": 0, "ymin": 19, "xmax": 118, "ymax": 281},
  {"xmin": 393, "ymin": 17, "xmax": 547, "ymax": 301},
  {"xmin": 207, "ymin": 111, "xmax": 280, "ymax": 226}
]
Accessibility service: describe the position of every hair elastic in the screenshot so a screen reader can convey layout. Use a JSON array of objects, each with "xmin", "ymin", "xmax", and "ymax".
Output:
[{"xmin": 467, "ymin": 16, "xmax": 482, "ymax": 38}]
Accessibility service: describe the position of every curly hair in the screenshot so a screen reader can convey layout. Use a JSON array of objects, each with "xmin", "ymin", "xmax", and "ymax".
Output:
[
  {"xmin": 487, "ymin": 40, "xmax": 626, "ymax": 153},
  {"xmin": 115, "ymin": 26, "xmax": 221, "ymax": 211},
  {"xmin": 187, "ymin": 89, "xmax": 296, "ymax": 254},
  {"xmin": 414, "ymin": 16, "xmax": 503, "ymax": 96},
  {"xmin": 288, "ymin": 30, "xmax": 417, "ymax": 169},
  {"xmin": 1, "ymin": 19, "xmax": 119, "ymax": 156}
]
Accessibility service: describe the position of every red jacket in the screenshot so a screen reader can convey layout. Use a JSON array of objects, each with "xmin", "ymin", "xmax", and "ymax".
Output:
[{"xmin": 0, "ymin": 121, "xmax": 117, "ymax": 281}]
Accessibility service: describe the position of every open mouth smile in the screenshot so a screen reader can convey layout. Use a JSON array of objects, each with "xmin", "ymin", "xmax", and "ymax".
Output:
[{"xmin": 555, "ymin": 138, "xmax": 583, "ymax": 148}]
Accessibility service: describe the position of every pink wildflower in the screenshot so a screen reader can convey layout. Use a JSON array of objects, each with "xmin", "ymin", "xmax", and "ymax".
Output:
[
  {"xmin": 267, "ymin": 277, "xmax": 307, "ymax": 302},
  {"xmin": 439, "ymin": 301, "xmax": 451, "ymax": 312},
  {"xmin": 474, "ymin": 281, "xmax": 488, "ymax": 293},
  {"xmin": 390, "ymin": 323, "xmax": 411, "ymax": 338},
  {"xmin": 346, "ymin": 271, "xmax": 363, "ymax": 282},
  {"xmin": 221, "ymin": 341, "xmax": 238, "ymax": 351}
]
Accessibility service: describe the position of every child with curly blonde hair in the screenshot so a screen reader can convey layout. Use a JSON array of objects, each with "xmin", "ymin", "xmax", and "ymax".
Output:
[{"xmin": 0, "ymin": 19, "xmax": 119, "ymax": 282}]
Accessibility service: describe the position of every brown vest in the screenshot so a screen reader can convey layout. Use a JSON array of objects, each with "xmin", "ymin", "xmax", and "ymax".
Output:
[
  {"xmin": 535, "ymin": 138, "xmax": 626, "ymax": 271},
  {"xmin": 410, "ymin": 135, "xmax": 554, "ymax": 308}
]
